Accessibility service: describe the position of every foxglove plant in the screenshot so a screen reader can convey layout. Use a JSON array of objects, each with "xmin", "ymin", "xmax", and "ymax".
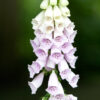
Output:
[{"xmin": 28, "ymin": 0, "xmax": 79, "ymax": 100}]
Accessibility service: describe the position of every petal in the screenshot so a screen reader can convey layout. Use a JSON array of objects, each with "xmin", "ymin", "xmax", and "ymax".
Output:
[
  {"xmin": 30, "ymin": 38, "xmax": 40, "ymax": 51},
  {"xmin": 50, "ymin": 47, "xmax": 63, "ymax": 64},
  {"xmin": 45, "ymin": 6, "xmax": 53, "ymax": 22},
  {"xmin": 32, "ymin": 11, "xmax": 44, "ymax": 29},
  {"xmin": 65, "ymin": 94, "xmax": 77, "ymax": 100},
  {"xmin": 28, "ymin": 72, "xmax": 44, "ymax": 94},
  {"xmin": 54, "ymin": 6, "xmax": 62, "ymax": 21},
  {"xmin": 46, "ymin": 71, "xmax": 64, "ymax": 95},
  {"xmin": 46, "ymin": 57, "xmax": 56, "ymax": 69},
  {"xmin": 28, "ymin": 65, "xmax": 35, "ymax": 78}
]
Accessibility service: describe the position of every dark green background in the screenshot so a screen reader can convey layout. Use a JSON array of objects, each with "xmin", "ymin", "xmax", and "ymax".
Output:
[{"xmin": 0, "ymin": 0, "xmax": 100, "ymax": 100}]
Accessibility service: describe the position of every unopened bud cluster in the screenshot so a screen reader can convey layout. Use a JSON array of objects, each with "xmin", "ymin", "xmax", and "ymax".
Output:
[{"xmin": 28, "ymin": 0, "xmax": 79, "ymax": 100}]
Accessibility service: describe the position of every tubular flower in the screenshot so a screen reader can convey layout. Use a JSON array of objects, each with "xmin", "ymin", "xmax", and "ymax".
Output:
[{"xmin": 28, "ymin": 0, "xmax": 79, "ymax": 99}]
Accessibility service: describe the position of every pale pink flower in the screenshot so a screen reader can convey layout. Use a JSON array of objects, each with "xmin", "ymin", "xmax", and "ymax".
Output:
[
  {"xmin": 50, "ymin": 46, "xmax": 63, "ymax": 64},
  {"xmin": 46, "ymin": 57, "xmax": 56, "ymax": 69},
  {"xmin": 49, "ymin": 94, "xmax": 77, "ymax": 100},
  {"xmin": 28, "ymin": 59, "xmax": 45, "ymax": 78},
  {"xmin": 65, "ymin": 52, "xmax": 78, "ymax": 69},
  {"xmin": 65, "ymin": 94, "xmax": 77, "ymax": 100},
  {"xmin": 40, "ymin": 37, "xmax": 53, "ymax": 50},
  {"xmin": 65, "ymin": 70, "xmax": 79, "ymax": 88},
  {"xmin": 53, "ymin": 35, "xmax": 68, "ymax": 47},
  {"xmin": 28, "ymin": 65, "xmax": 35, "ymax": 78},
  {"xmin": 46, "ymin": 71, "xmax": 64, "ymax": 95},
  {"xmin": 34, "ymin": 29, "xmax": 44, "ymax": 39},
  {"xmin": 28, "ymin": 72, "xmax": 44, "ymax": 94},
  {"xmin": 35, "ymin": 46, "xmax": 48, "ymax": 60},
  {"xmin": 58, "ymin": 59, "xmax": 70, "ymax": 79},
  {"xmin": 30, "ymin": 38, "xmax": 40, "ymax": 51},
  {"xmin": 61, "ymin": 42, "xmax": 73, "ymax": 54},
  {"xmin": 49, "ymin": 94, "xmax": 65, "ymax": 100}
]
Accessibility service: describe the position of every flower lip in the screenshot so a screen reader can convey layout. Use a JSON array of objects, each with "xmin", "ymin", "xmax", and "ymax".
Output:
[
  {"xmin": 46, "ymin": 86, "xmax": 59, "ymax": 95},
  {"xmin": 28, "ymin": 82, "xmax": 37, "ymax": 94},
  {"xmin": 52, "ymin": 53, "xmax": 62, "ymax": 59}
]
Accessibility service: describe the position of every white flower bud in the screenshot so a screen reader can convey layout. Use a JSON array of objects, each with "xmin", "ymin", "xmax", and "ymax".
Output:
[
  {"xmin": 40, "ymin": 0, "xmax": 49, "ymax": 9},
  {"xmin": 60, "ymin": 6, "xmax": 70, "ymax": 17},
  {"xmin": 50, "ymin": 0, "xmax": 57, "ymax": 6},
  {"xmin": 59, "ymin": 0, "xmax": 69, "ymax": 6},
  {"xmin": 45, "ymin": 6, "xmax": 53, "ymax": 22},
  {"xmin": 53, "ymin": 6, "xmax": 62, "ymax": 21}
]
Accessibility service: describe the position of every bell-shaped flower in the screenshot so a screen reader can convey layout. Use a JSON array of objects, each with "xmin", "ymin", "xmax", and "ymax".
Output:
[
  {"xmin": 35, "ymin": 46, "xmax": 48, "ymax": 60},
  {"xmin": 28, "ymin": 72, "xmax": 44, "ymax": 94},
  {"xmin": 59, "ymin": 0, "xmax": 69, "ymax": 7},
  {"xmin": 34, "ymin": 29, "xmax": 44, "ymax": 39},
  {"xmin": 54, "ymin": 28, "xmax": 63, "ymax": 38},
  {"xmin": 49, "ymin": 94, "xmax": 77, "ymax": 100},
  {"xmin": 39, "ymin": 20, "xmax": 54, "ymax": 34},
  {"xmin": 46, "ymin": 57, "xmax": 56, "ymax": 69},
  {"xmin": 61, "ymin": 42, "xmax": 73, "ymax": 54},
  {"xmin": 49, "ymin": 94, "xmax": 65, "ymax": 100},
  {"xmin": 63, "ymin": 17, "xmax": 71, "ymax": 28},
  {"xmin": 65, "ymin": 51, "xmax": 78, "ymax": 69},
  {"xmin": 40, "ymin": 37, "xmax": 53, "ymax": 50},
  {"xmin": 65, "ymin": 70, "xmax": 79, "ymax": 88},
  {"xmin": 32, "ymin": 11, "xmax": 44, "ymax": 30},
  {"xmin": 46, "ymin": 71, "xmax": 64, "ymax": 96},
  {"xmin": 69, "ymin": 31, "xmax": 77, "ymax": 43},
  {"xmin": 53, "ymin": 6, "xmax": 62, "ymax": 21},
  {"xmin": 30, "ymin": 38, "xmax": 40, "ymax": 51},
  {"xmin": 60, "ymin": 6, "xmax": 70, "ymax": 17},
  {"xmin": 28, "ymin": 59, "xmax": 45, "ymax": 78},
  {"xmin": 58, "ymin": 59, "xmax": 70, "ymax": 79},
  {"xmin": 53, "ymin": 35, "xmax": 68, "ymax": 47},
  {"xmin": 55, "ymin": 17, "xmax": 65, "ymax": 32},
  {"xmin": 50, "ymin": 46, "xmax": 63, "ymax": 64},
  {"xmin": 40, "ymin": 0, "xmax": 49, "ymax": 9},
  {"xmin": 28, "ymin": 65, "xmax": 35, "ymax": 78},
  {"xmin": 65, "ymin": 94, "xmax": 77, "ymax": 100},
  {"xmin": 67, "ymin": 22, "xmax": 75, "ymax": 31},
  {"xmin": 45, "ymin": 6, "xmax": 53, "ymax": 22},
  {"xmin": 50, "ymin": 0, "xmax": 57, "ymax": 6}
]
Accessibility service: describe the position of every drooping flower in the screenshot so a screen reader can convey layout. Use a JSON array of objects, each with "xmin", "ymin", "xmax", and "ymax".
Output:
[
  {"xmin": 49, "ymin": 94, "xmax": 77, "ymax": 100},
  {"xmin": 46, "ymin": 71, "xmax": 64, "ymax": 96},
  {"xmin": 65, "ymin": 94, "xmax": 77, "ymax": 100},
  {"xmin": 65, "ymin": 71, "xmax": 79, "ymax": 88},
  {"xmin": 58, "ymin": 59, "xmax": 70, "ymax": 79},
  {"xmin": 32, "ymin": 11, "xmax": 44, "ymax": 30},
  {"xmin": 28, "ymin": 59, "xmax": 45, "ymax": 78},
  {"xmin": 28, "ymin": 72, "xmax": 44, "ymax": 94},
  {"xmin": 50, "ymin": 46, "xmax": 64, "ymax": 64}
]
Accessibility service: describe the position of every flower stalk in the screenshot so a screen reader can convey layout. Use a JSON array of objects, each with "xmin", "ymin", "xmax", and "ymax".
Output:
[{"xmin": 28, "ymin": 0, "xmax": 79, "ymax": 99}]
